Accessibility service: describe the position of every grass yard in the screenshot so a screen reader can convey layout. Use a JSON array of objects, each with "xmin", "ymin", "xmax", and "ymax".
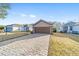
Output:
[
  {"xmin": 48, "ymin": 33, "xmax": 79, "ymax": 56},
  {"xmin": 0, "ymin": 32, "xmax": 30, "ymax": 42}
]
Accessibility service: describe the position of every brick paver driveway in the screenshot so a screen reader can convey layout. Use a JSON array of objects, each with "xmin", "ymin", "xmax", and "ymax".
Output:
[{"xmin": 0, "ymin": 34, "xmax": 50, "ymax": 56}]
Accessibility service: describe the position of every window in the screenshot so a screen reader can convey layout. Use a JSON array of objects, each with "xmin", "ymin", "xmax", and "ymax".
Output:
[{"xmin": 70, "ymin": 26, "xmax": 72, "ymax": 30}]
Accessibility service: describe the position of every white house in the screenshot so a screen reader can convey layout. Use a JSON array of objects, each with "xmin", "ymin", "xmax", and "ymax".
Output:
[
  {"xmin": 63, "ymin": 22, "xmax": 79, "ymax": 34},
  {"xmin": 71, "ymin": 24, "xmax": 79, "ymax": 33},
  {"xmin": 19, "ymin": 25, "xmax": 29, "ymax": 31},
  {"xmin": 4, "ymin": 24, "xmax": 29, "ymax": 32}
]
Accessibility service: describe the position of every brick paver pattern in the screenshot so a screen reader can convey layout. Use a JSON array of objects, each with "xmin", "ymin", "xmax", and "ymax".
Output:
[{"xmin": 0, "ymin": 34, "xmax": 50, "ymax": 56}]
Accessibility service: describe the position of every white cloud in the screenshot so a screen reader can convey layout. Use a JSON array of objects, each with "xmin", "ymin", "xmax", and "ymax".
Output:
[
  {"xmin": 21, "ymin": 14, "xmax": 27, "ymax": 17},
  {"xmin": 29, "ymin": 14, "xmax": 36, "ymax": 18},
  {"xmin": 49, "ymin": 16, "xmax": 54, "ymax": 18}
]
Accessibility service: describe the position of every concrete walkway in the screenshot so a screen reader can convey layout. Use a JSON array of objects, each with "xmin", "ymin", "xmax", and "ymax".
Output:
[{"xmin": 0, "ymin": 34, "xmax": 50, "ymax": 56}]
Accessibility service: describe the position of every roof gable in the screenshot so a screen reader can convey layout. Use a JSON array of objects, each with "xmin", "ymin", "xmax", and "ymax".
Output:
[{"xmin": 33, "ymin": 20, "xmax": 52, "ymax": 27}]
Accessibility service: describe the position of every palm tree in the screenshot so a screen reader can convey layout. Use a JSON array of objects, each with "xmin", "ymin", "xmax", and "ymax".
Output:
[{"xmin": 0, "ymin": 3, "xmax": 10, "ymax": 35}]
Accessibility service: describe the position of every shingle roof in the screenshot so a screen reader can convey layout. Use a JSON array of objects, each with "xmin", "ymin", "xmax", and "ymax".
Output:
[
  {"xmin": 64, "ymin": 22, "xmax": 79, "ymax": 26},
  {"xmin": 6, "ymin": 24, "xmax": 23, "ymax": 27},
  {"xmin": 33, "ymin": 19, "xmax": 53, "ymax": 26}
]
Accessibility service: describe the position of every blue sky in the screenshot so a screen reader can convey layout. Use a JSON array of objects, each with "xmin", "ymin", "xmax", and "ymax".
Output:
[{"xmin": 0, "ymin": 3, "xmax": 79, "ymax": 25}]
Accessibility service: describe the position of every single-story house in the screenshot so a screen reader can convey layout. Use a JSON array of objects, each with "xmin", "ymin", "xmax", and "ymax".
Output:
[
  {"xmin": 33, "ymin": 20, "xmax": 53, "ymax": 34},
  {"xmin": 63, "ymin": 22, "xmax": 79, "ymax": 34},
  {"xmin": 4, "ymin": 24, "xmax": 29, "ymax": 32}
]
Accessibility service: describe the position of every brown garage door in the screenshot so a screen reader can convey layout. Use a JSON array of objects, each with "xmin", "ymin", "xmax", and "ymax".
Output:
[{"xmin": 34, "ymin": 27, "xmax": 50, "ymax": 34}]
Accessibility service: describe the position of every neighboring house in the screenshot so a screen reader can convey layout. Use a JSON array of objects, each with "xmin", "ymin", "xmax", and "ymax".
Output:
[
  {"xmin": 28, "ymin": 24, "xmax": 33, "ymax": 31},
  {"xmin": 63, "ymin": 22, "xmax": 79, "ymax": 34},
  {"xmin": 4, "ymin": 24, "xmax": 29, "ymax": 32},
  {"xmin": 33, "ymin": 20, "xmax": 53, "ymax": 34},
  {"xmin": 52, "ymin": 22, "xmax": 63, "ymax": 32},
  {"xmin": 19, "ymin": 25, "xmax": 29, "ymax": 32}
]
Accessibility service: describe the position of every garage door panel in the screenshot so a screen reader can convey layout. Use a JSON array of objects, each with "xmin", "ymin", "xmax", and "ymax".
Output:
[{"xmin": 34, "ymin": 27, "xmax": 50, "ymax": 34}]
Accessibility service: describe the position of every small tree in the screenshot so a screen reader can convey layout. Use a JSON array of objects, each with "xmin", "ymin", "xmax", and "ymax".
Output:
[
  {"xmin": 0, "ymin": 3, "xmax": 10, "ymax": 19},
  {"xmin": 0, "ymin": 3, "xmax": 10, "ymax": 35},
  {"xmin": 0, "ymin": 25, "xmax": 4, "ymax": 33},
  {"xmin": 0, "ymin": 25, "xmax": 4, "ymax": 30},
  {"xmin": 53, "ymin": 28, "xmax": 57, "ymax": 32}
]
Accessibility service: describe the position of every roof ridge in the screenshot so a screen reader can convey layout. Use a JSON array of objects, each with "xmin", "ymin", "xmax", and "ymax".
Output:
[{"xmin": 33, "ymin": 19, "xmax": 53, "ymax": 26}]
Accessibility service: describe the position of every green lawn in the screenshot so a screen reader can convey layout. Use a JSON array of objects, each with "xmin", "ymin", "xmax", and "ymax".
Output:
[{"xmin": 48, "ymin": 33, "xmax": 79, "ymax": 56}]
